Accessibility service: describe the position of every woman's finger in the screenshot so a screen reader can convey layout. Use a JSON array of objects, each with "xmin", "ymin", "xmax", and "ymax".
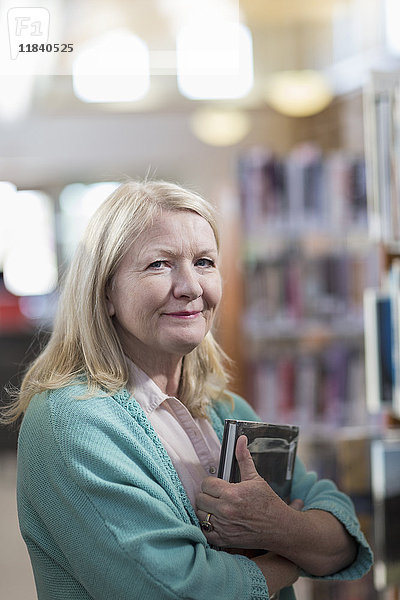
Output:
[{"xmin": 289, "ymin": 498, "xmax": 304, "ymax": 511}]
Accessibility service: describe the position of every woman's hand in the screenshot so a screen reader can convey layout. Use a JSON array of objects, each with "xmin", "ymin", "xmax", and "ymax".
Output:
[
  {"xmin": 196, "ymin": 435, "xmax": 358, "ymax": 577},
  {"xmin": 196, "ymin": 435, "xmax": 302, "ymax": 550}
]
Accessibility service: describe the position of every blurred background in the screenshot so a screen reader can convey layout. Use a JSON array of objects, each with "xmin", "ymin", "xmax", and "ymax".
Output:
[{"xmin": 1, "ymin": 0, "xmax": 400, "ymax": 598}]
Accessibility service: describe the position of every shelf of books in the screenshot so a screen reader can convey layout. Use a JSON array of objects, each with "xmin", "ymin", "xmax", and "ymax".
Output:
[
  {"xmin": 238, "ymin": 144, "xmax": 381, "ymax": 431},
  {"xmin": 362, "ymin": 69, "xmax": 400, "ymax": 599},
  {"xmin": 237, "ymin": 138, "xmax": 399, "ymax": 599}
]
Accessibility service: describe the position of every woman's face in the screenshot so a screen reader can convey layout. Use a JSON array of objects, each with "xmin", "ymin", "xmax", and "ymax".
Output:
[{"xmin": 107, "ymin": 210, "xmax": 222, "ymax": 365}]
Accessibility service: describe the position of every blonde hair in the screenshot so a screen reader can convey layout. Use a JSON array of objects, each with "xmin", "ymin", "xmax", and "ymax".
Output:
[{"xmin": 2, "ymin": 180, "xmax": 231, "ymax": 424}]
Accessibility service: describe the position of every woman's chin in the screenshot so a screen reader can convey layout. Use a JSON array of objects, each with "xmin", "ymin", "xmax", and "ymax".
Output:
[
  {"xmin": 156, "ymin": 320, "xmax": 210, "ymax": 357},
  {"xmin": 166, "ymin": 334, "xmax": 206, "ymax": 356}
]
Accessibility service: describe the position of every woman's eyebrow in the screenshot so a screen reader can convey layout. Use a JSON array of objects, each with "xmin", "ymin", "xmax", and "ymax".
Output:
[
  {"xmin": 197, "ymin": 248, "xmax": 218, "ymax": 255},
  {"xmin": 141, "ymin": 247, "xmax": 177, "ymax": 258},
  {"xmin": 142, "ymin": 247, "xmax": 218, "ymax": 257}
]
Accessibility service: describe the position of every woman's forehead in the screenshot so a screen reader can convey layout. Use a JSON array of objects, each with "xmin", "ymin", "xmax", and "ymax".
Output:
[
  {"xmin": 125, "ymin": 210, "xmax": 218, "ymax": 261},
  {"xmin": 141, "ymin": 211, "xmax": 216, "ymax": 244}
]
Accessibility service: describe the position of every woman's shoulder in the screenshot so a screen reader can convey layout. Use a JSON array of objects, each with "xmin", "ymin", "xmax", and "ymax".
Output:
[
  {"xmin": 212, "ymin": 391, "xmax": 260, "ymax": 423},
  {"xmin": 25, "ymin": 383, "xmax": 109, "ymax": 417},
  {"xmin": 21, "ymin": 383, "xmax": 135, "ymax": 446},
  {"xmin": 19, "ymin": 384, "xmax": 153, "ymax": 478}
]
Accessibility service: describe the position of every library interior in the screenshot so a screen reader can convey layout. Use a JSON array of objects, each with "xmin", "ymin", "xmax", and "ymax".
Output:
[{"xmin": 1, "ymin": 0, "xmax": 400, "ymax": 598}]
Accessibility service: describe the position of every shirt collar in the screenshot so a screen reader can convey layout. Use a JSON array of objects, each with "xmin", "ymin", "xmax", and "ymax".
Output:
[{"xmin": 125, "ymin": 357, "xmax": 173, "ymax": 415}]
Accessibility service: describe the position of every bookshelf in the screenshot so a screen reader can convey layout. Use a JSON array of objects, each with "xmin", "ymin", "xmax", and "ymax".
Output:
[
  {"xmin": 237, "ymin": 144, "xmax": 380, "ymax": 433},
  {"xmin": 216, "ymin": 86, "xmax": 400, "ymax": 598},
  {"xmin": 362, "ymin": 69, "xmax": 400, "ymax": 599},
  {"xmin": 233, "ymin": 140, "xmax": 383, "ymax": 600}
]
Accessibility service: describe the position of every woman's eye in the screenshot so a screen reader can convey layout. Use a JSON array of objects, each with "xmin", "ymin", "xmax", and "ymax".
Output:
[
  {"xmin": 196, "ymin": 258, "xmax": 215, "ymax": 268},
  {"xmin": 148, "ymin": 260, "xmax": 165, "ymax": 269}
]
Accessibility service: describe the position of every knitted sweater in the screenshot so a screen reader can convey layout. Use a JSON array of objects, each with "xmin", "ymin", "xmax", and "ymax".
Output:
[{"xmin": 17, "ymin": 384, "xmax": 373, "ymax": 600}]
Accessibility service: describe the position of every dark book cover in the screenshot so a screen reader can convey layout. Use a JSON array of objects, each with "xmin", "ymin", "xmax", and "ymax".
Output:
[
  {"xmin": 218, "ymin": 420, "xmax": 299, "ymax": 503},
  {"xmin": 364, "ymin": 289, "xmax": 395, "ymax": 412}
]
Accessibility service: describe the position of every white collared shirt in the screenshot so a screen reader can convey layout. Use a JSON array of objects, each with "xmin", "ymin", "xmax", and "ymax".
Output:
[{"xmin": 126, "ymin": 359, "xmax": 221, "ymax": 509}]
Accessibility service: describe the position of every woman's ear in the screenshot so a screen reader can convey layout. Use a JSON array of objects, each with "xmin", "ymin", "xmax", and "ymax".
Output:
[
  {"xmin": 105, "ymin": 286, "xmax": 115, "ymax": 317},
  {"xmin": 106, "ymin": 297, "xmax": 115, "ymax": 317}
]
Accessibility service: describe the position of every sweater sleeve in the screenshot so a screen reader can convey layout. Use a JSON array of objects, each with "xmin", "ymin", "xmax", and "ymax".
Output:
[
  {"xmin": 290, "ymin": 458, "xmax": 373, "ymax": 581},
  {"xmin": 211, "ymin": 392, "xmax": 262, "ymax": 430},
  {"xmin": 18, "ymin": 389, "xmax": 270, "ymax": 600}
]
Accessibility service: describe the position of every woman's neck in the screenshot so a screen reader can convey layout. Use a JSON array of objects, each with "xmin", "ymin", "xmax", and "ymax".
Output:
[{"xmin": 129, "ymin": 353, "xmax": 183, "ymax": 397}]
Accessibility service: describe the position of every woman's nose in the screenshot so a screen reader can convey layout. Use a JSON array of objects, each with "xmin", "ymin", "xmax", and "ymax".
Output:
[{"xmin": 172, "ymin": 264, "xmax": 202, "ymax": 299}]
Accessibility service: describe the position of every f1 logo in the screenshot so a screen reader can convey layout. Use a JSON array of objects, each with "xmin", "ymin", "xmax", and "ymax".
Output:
[{"xmin": 7, "ymin": 7, "xmax": 50, "ymax": 59}]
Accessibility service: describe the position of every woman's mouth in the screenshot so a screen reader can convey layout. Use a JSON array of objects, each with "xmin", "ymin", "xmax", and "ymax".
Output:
[{"xmin": 163, "ymin": 311, "xmax": 202, "ymax": 319}]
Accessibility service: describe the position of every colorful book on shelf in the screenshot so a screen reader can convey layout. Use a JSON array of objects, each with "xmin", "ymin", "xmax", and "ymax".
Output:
[
  {"xmin": 218, "ymin": 420, "xmax": 299, "ymax": 503},
  {"xmin": 238, "ymin": 147, "xmax": 287, "ymax": 232},
  {"xmin": 238, "ymin": 144, "xmax": 369, "ymax": 236},
  {"xmin": 285, "ymin": 143, "xmax": 325, "ymax": 228},
  {"xmin": 363, "ymin": 288, "xmax": 395, "ymax": 413},
  {"xmin": 387, "ymin": 261, "xmax": 400, "ymax": 418}
]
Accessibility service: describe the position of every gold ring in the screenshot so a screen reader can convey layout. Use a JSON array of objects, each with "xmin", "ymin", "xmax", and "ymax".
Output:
[{"xmin": 200, "ymin": 512, "xmax": 214, "ymax": 532}]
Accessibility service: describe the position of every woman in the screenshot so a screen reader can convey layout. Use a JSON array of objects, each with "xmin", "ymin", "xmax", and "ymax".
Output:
[{"xmin": 4, "ymin": 180, "xmax": 372, "ymax": 599}]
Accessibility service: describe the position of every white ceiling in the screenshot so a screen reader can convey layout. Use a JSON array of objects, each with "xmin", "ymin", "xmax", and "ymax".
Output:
[
  {"xmin": 0, "ymin": 0, "xmax": 393, "ymax": 194},
  {"xmin": 19, "ymin": 0, "xmax": 387, "ymax": 116}
]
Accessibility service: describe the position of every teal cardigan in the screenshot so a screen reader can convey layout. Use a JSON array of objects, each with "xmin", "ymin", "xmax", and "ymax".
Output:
[{"xmin": 17, "ymin": 384, "xmax": 372, "ymax": 600}]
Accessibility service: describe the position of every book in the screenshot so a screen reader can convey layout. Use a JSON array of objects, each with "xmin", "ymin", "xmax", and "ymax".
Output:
[
  {"xmin": 387, "ymin": 260, "xmax": 400, "ymax": 418},
  {"xmin": 364, "ymin": 71, "xmax": 400, "ymax": 243},
  {"xmin": 363, "ymin": 288, "xmax": 395, "ymax": 413},
  {"xmin": 218, "ymin": 420, "xmax": 299, "ymax": 503}
]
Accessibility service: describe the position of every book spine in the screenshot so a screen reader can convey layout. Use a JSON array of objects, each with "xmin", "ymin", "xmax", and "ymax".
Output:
[
  {"xmin": 239, "ymin": 144, "xmax": 369, "ymax": 235},
  {"xmin": 248, "ymin": 344, "xmax": 367, "ymax": 429},
  {"xmin": 220, "ymin": 421, "xmax": 238, "ymax": 482}
]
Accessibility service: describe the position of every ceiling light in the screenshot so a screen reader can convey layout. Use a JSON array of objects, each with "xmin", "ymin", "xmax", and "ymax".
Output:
[
  {"xmin": 0, "ymin": 182, "xmax": 17, "ymax": 267},
  {"xmin": 3, "ymin": 191, "xmax": 58, "ymax": 296},
  {"xmin": 59, "ymin": 182, "xmax": 119, "ymax": 260},
  {"xmin": 72, "ymin": 29, "xmax": 150, "ymax": 103},
  {"xmin": 190, "ymin": 108, "xmax": 251, "ymax": 146},
  {"xmin": 264, "ymin": 70, "xmax": 333, "ymax": 117},
  {"xmin": 385, "ymin": 0, "xmax": 400, "ymax": 55},
  {"xmin": 177, "ymin": 21, "xmax": 253, "ymax": 100}
]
